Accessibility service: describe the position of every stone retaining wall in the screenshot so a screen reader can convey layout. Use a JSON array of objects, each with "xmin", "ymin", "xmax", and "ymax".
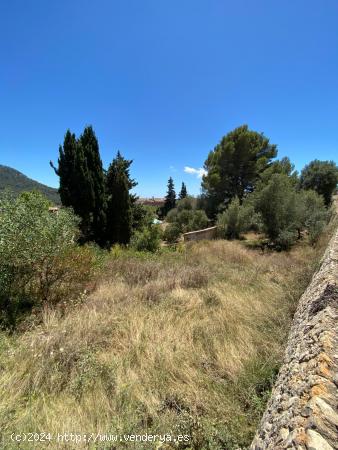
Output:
[
  {"xmin": 250, "ymin": 222, "xmax": 338, "ymax": 449},
  {"xmin": 183, "ymin": 226, "xmax": 217, "ymax": 242}
]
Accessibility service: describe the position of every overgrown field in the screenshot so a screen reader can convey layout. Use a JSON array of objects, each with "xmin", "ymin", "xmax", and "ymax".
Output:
[{"xmin": 0, "ymin": 228, "xmax": 334, "ymax": 449}]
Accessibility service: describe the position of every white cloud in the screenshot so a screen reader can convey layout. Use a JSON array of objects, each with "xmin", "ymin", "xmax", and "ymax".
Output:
[{"xmin": 184, "ymin": 166, "xmax": 207, "ymax": 178}]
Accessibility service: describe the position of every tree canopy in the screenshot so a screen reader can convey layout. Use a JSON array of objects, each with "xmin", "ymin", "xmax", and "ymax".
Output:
[
  {"xmin": 259, "ymin": 156, "xmax": 298, "ymax": 186},
  {"xmin": 299, "ymin": 159, "xmax": 338, "ymax": 206},
  {"xmin": 202, "ymin": 125, "xmax": 277, "ymax": 216}
]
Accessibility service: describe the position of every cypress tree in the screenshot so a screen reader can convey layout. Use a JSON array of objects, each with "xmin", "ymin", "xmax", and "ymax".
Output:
[
  {"xmin": 111, "ymin": 151, "xmax": 140, "ymax": 231},
  {"xmin": 50, "ymin": 130, "xmax": 77, "ymax": 207},
  {"xmin": 51, "ymin": 126, "xmax": 106, "ymax": 245},
  {"xmin": 179, "ymin": 182, "xmax": 188, "ymax": 199},
  {"xmin": 106, "ymin": 152, "xmax": 133, "ymax": 245},
  {"xmin": 162, "ymin": 177, "xmax": 176, "ymax": 216},
  {"xmin": 78, "ymin": 126, "xmax": 106, "ymax": 243}
]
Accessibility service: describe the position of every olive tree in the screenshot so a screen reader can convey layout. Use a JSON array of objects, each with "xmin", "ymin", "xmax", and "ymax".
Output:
[
  {"xmin": 253, "ymin": 174, "xmax": 299, "ymax": 249},
  {"xmin": 0, "ymin": 191, "xmax": 95, "ymax": 328},
  {"xmin": 217, "ymin": 197, "xmax": 258, "ymax": 239},
  {"xmin": 297, "ymin": 190, "xmax": 330, "ymax": 244},
  {"xmin": 165, "ymin": 197, "xmax": 208, "ymax": 236}
]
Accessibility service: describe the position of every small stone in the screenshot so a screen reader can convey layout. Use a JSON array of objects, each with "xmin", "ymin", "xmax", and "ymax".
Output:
[
  {"xmin": 287, "ymin": 396, "xmax": 299, "ymax": 408},
  {"xmin": 332, "ymin": 373, "xmax": 338, "ymax": 387},
  {"xmin": 279, "ymin": 427, "xmax": 289, "ymax": 441},
  {"xmin": 301, "ymin": 406, "xmax": 312, "ymax": 417},
  {"xmin": 285, "ymin": 429, "xmax": 298, "ymax": 446},
  {"xmin": 265, "ymin": 421, "xmax": 272, "ymax": 431}
]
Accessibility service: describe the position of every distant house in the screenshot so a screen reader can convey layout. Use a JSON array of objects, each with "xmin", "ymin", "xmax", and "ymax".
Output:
[{"xmin": 136, "ymin": 197, "xmax": 165, "ymax": 207}]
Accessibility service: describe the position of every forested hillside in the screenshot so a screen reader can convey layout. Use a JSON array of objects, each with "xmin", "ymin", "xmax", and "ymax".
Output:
[{"xmin": 0, "ymin": 165, "xmax": 60, "ymax": 204}]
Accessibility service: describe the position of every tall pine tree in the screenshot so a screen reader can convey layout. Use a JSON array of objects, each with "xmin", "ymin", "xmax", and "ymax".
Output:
[
  {"xmin": 202, "ymin": 125, "xmax": 277, "ymax": 216},
  {"xmin": 106, "ymin": 152, "xmax": 133, "ymax": 245},
  {"xmin": 179, "ymin": 182, "xmax": 188, "ymax": 199},
  {"xmin": 162, "ymin": 177, "xmax": 176, "ymax": 216}
]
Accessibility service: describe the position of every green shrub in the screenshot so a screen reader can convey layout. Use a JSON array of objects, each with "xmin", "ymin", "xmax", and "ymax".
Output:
[
  {"xmin": 308, "ymin": 220, "xmax": 327, "ymax": 245},
  {"xmin": 131, "ymin": 203, "xmax": 156, "ymax": 231},
  {"xmin": 297, "ymin": 190, "xmax": 330, "ymax": 244},
  {"xmin": 166, "ymin": 207, "xmax": 179, "ymax": 223},
  {"xmin": 163, "ymin": 223, "xmax": 181, "ymax": 243},
  {"xmin": 275, "ymin": 229, "xmax": 298, "ymax": 250},
  {"xmin": 254, "ymin": 174, "xmax": 299, "ymax": 245},
  {"xmin": 252, "ymin": 175, "xmax": 330, "ymax": 249},
  {"xmin": 0, "ymin": 191, "xmax": 97, "ymax": 328},
  {"xmin": 188, "ymin": 209, "xmax": 209, "ymax": 232},
  {"xmin": 166, "ymin": 200, "xmax": 209, "ymax": 235},
  {"xmin": 176, "ymin": 196, "xmax": 196, "ymax": 211},
  {"xmin": 130, "ymin": 225, "xmax": 162, "ymax": 252},
  {"xmin": 217, "ymin": 198, "xmax": 254, "ymax": 239}
]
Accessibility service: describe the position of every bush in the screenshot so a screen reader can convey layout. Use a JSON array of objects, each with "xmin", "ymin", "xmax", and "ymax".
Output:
[
  {"xmin": 216, "ymin": 175, "xmax": 330, "ymax": 249},
  {"xmin": 253, "ymin": 175, "xmax": 330, "ymax": 249},
  {"xmin": 176, "ymin": 196, "xmax": 196, "ymax": 211},
  {"xmin": 297, "ymin": 190, "xmax": 330, "ymax": 244},
  {"xmin": 217, "ymin": 198, "xmax": 254, "ymax": 239},
  {"xmin": 275, "ymin": 229, "xmax": 298, "ymax": 251},
  {"xmin": 176, "ymin": 209, "xmax": 193, "ymax": 230},
  {"xmin": 0, "ymin": 191, "xmax": 97, "ymax": 328},
  {"xmin": 131, "ymin": 203, "xmax": 156, "ymax": 231},
  {"xmin": 130, "ymin": 225, "xmax": 162, "ymax": 252},
  {"xmin": 166, "ymin": 207, "xmax": 179, "ymax": 224},
  {"xmin": 163, "ymin": 223, "xmax": 181, "ymax": 243},
  {"xmin": 166, "ymin": 198, "xmax": 209, "ymax": 235},
  {"xmin": 189, "ymin": 209, "xmax": 209, "ymax": 232},
  {"xmin": 254, "ymin": 174, "xmax": 299, "ymax": 247},
  {"xmin": 308, "ymin": 220, "xmax": 327, "ymax": 246}
]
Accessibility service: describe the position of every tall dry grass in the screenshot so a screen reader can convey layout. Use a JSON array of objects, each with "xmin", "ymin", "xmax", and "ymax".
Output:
[{"xmin": 0, "ymin": 233, "xmax": 331, "ymax": 449}]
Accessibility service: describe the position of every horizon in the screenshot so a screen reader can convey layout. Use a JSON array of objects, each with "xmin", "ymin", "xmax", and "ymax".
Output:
[
  {"xmin": 1, "ymin": 151, "xmax": 337, "ymax": 200},
  {"xmin": 1, "ymin": 0, "xmax": 338, "ymax": 196}
]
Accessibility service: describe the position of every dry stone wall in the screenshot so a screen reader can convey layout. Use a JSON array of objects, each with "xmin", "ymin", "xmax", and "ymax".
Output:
[
  {"xmin": 250, "ymin": 224, "xmax": 338, "ymax": 449},
  {"xmin": 183, "ymin": 226, "xmax": 217, "ymax": 242}
]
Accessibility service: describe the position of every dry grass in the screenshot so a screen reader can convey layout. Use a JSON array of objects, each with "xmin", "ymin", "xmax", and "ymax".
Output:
[{"xmin": 0, "ymin": 233, "xmax": 331, "ymax": 449}]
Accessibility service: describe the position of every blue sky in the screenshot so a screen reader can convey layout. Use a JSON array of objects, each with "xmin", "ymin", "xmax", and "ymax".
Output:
[{"xmin": 0, "ymin": 0, "xmax": 337, "ymax": 196}]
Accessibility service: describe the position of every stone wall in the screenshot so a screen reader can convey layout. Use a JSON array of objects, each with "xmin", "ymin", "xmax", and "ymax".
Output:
[
  {"xmin": 183, "ymin": 226, "xmax": 217, "ymax": 242},
  {"xmin": 250, "ymin": 222, "xmax": 338, "ymax": 449}
]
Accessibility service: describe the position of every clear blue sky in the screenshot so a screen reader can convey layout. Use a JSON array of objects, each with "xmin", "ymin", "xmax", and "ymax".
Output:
[{"xmin": 1, "ymin": 0, "xmax": 337, "ymax": 196}]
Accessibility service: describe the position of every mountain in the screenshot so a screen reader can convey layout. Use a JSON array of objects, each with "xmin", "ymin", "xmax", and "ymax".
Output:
[{"xmin": 0, "ymin": 165, "xmax": 60, "ymax": 205}]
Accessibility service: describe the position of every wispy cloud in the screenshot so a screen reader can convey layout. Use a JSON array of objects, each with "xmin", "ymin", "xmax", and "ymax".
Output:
[{"xmin": 184, "ymin": 166, "xmax": 207, "ymax": 178}]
